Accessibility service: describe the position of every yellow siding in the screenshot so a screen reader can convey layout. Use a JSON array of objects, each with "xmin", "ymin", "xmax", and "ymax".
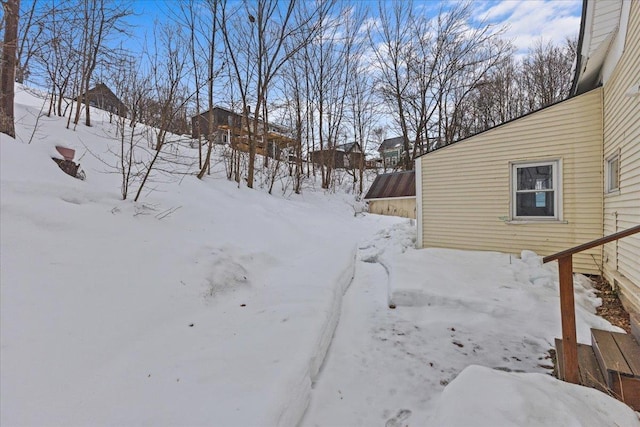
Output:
[
  {"xmin": 420, "ymin": 89, "xmax": 604, "ymax": 274},
  {"xmin": 369, "ymin": 198, "xmax": 416, "ymax": 219},
  {"xmin": 602, "ymin": 0, "xmax": 640, "ymax": 313}
]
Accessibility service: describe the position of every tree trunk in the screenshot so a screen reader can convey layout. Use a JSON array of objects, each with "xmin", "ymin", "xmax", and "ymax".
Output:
[{"xmin": 0, "ymin": 0, "xmax": 20, "ymax": 138}]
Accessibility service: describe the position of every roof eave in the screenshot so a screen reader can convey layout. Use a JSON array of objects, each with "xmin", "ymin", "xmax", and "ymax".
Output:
[{"xmin": 570, "ymin": 0, "xmax": 590, "ymax": 96}]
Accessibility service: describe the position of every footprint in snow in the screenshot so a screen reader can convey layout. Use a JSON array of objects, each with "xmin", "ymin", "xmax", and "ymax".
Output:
[{"xmin": 385, "ymin": 409, "xmax": 412, "ymax": 427}]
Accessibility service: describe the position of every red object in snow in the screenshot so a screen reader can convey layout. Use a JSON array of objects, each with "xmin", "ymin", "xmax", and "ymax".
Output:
[{"xmin": 55, "ymin": 146, "xmax": 75, "ymax": 161}]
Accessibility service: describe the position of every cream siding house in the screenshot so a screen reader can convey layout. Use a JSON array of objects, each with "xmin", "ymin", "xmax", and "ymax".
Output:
[
  {"xmin": 597, "ymin": 1, "xmax": 640, "ymax": 314},
  {"xmin": 416, "ymin": 0, "xmax": 639, "ymax": 312},
  {"xmin": 416, "ymin": 89, "xmax": 604, "ymax": 274}
]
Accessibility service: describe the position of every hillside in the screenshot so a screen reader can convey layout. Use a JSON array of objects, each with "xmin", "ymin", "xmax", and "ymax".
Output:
[{"xmin": 2, "ymin": 86, "xmax": 638, "ymax": 426}]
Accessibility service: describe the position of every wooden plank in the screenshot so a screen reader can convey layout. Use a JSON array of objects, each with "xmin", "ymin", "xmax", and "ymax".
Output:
[
  {"xmin": 559, "ymin": 256, "xmax": 579, "ymax": 384},
  {"xmin": 555, "ymin": 338, "xmax": 565, "ymax": 380},
  {"xmin": 577, "ymin": 343, "xmax": 608, "ymax": 392},
  {"xmin": 632, "ymin": 313, "xmax": 640, "ymax": 343},
  {"xmin": 592, "ymin": 329, "xmax": 633, "ymax": 378},
  {"xmin": 618, "ymin": 377, "xmax": 640, "ymax": 411},
  {"xmin": 611, "ymin": 332, "xmax": 640, "ymax": 376},
  {"xmin": 557, "ymin": 338, "xmax": 608, "ymax": 392}
]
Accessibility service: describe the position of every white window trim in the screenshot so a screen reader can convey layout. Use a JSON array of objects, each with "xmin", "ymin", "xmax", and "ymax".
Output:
[
  {"xmin": 605, "ymin": 151, "xmax": 620, "ymax": 194},
  {"xmin": 510, "ymin": 159, "xmax": 563, "ymax": 221}
]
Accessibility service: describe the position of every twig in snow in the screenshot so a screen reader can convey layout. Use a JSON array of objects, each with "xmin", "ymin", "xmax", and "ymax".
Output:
[{"xmin": 155, "ymin": 206, "xmax": 182, "ymax": 220}]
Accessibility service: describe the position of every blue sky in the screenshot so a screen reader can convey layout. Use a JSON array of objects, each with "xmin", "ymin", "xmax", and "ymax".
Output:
[
  {"xmin": 125, "ymin": 0, "xmax": 583, "ymax": 55},
  {"xmin": 475, "ymin": 0, "xmax": 582, "ymax": 54},
  {"xmin": 115, "ymin": 0, "xmax": 584, "ymax": 121}
]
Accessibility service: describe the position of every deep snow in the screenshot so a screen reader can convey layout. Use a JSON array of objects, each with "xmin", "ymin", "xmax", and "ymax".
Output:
[{"xmin": 1, "ymin": 85, "xmax": 638, "ymax": 426}]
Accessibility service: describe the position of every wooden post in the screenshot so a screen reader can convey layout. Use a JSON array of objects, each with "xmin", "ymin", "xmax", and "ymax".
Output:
[
  {"xmin": 542, "ymin": 226, "xmax": 640, "ymax": 386},
  {"xmin": 558, "ymin": 255, "xmax": 579, "ymax": 384}
]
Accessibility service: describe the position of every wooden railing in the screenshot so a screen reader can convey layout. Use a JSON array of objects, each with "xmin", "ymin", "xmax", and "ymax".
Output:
[{"xmin": 543, "ymin": 224, "xmax": 640, "ymax": 384}]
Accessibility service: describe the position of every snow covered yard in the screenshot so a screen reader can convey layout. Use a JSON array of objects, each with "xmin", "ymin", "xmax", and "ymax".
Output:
[
  {"xmin": 2, "ymin": 86, "xmax": 639, "ymax": 426},
  {"xmin": 303, "ymin": 222, "xmax": 640, "ymax": 426}
]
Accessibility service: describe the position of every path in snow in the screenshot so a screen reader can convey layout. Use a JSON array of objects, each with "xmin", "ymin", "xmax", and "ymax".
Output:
[
  {"xmin": 301, "ymin": 251, "xmax": 435, "ymax": 426},
  {"xmin": 299, "ymin": 221, "xmax": 621, "ymax": 426}
]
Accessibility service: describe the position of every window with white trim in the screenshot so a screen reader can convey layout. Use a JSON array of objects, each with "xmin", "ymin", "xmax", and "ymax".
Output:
[
  {"xmin": 511, "ymin": 160, "xmax": 560, "ymax": 219},
  {"xmin": 606, "ymin": 153, "xmax": 620, "ymax": 193}
]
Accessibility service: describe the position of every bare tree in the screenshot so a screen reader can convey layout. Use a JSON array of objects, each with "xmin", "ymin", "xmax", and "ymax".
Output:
[
  {"xmin": 134, "ymin": 23, "xmax": 190, "ymax": 202},
  {"xmin": 16, "ymin": 0, "xmax": 44, "ymax": 83},
  {"xmin": 72, "ymin": 0, "xmax": 131, "ymax": 127},
  {"xmin": 303, "ymin": 2, "xmax": 359, "ymax": 189},
  {"xmin": 37, "ymin": 1, "xmax": 82, "ymax": 117},
  {"xmin": 434, "ymin": 8, "xmax": 510, "ymax": 145},
  {"xmin": 1, "ymin": 0, "xmax": 20, "ymax": 138},
  {"xmin": 180, "ymin": 0, "xmax": 201, "ymax": 168},
  {"xmin": 197, "ymin": 0, "xmax": 220, "ymax": 180},
  {"xmin": 282, "ymin": 54, "xmax": 306, "ymax": 193},
  {"xmin": 111, "ymin": 57, "xmax": 148, "ymax": 200},
  {"xmin": 348, "ymin": 60, "xmax": 377, "ymax": 195},
  {"xmin": 335, "ymin": 4, "xmax": 373, "ymax": 194},
  {"xmin": 455, "ymin": 37, "xmax": 575, "ymax": 139},
  {"xmin": 369, "ymin": 0, "xmax": 413, "ymax": 170},
  {"xmin": 456, "ymin": 54, "xmax": 523, "ymax": 136},
  {"xmin": 219, "ymin": 0, "xmax": 322, "ymax": 189},
  {"xmin": 370, "ymin": 1, "xmax": 508, "ymax": 166},
  {"xmin": 521, "ymin": 38, "xmax": 575, "ymax": 111}
]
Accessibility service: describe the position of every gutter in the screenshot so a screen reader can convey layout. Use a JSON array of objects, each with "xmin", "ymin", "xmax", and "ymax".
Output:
[{"xmin": 570, "ymin": 0, "xmax": 590, "ymax": 96}]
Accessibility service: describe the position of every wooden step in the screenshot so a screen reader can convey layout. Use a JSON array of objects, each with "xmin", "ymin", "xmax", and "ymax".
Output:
[
  {"xmin": 591, "ymin": 328, "xmax": 640, "ymax": 410},
  {"xmin": 555, "ymin": 338, "xmax": 607, "ymax": 393},
  {"xmin": 631, "ymin": 312, "xmax": 640, "ymax": 343}
]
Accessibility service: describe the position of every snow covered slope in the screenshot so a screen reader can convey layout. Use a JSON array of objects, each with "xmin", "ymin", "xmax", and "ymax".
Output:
[
  {"xmin": 1, "ymin": 86, "xmax": 401, "ymax": 426},
  {"xmin": 2, "ymin": 85, "xmax": 638, "ymax": 426}
]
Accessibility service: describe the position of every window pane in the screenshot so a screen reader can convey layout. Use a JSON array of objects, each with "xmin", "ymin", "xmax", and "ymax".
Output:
[
  {"xmin": 608, "ymin": 157, "xmax": 619, "ymax": 191},
  {"xmin": 517, "ymin": 165, "xmax": 552, "ymax": 190},
  {"xmin": 516, "ymin": 192, "xmax": 555, "ymax": 216}
]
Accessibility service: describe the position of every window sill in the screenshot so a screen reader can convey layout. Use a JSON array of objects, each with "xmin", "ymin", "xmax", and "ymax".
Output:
[
  {"xmin": 605, "ymin": 190, "xmax": 620, "ymax": 197},
  {"xmin": 504, "ymin": 219, "xmax": 568, "ymax": 225}
]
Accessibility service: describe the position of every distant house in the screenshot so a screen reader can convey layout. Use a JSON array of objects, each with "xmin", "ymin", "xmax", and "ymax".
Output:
[
  {"xmin": 191, "ymin": 107, "xmax": 294, "ymax": 158},
  {"xmin": 378, "ymin": 137, "xmax": 404, "ymax": 169},
  {"xmin": 78, "ymin": 83, "xmax": 127, "ymax": 117},
  {"xmin": 415, "ymin": 0, "xmax": 639, "ymax": 313},
  {"xmin": 191, "ymin": 106, "xmax": 239, "ymax": 144},
  {"xmin": 365, "ymin": 158, "xmax": 382, "ymax": 169},
  {"xmin": 364, "ymin": 170, "xmax": 416, "ymax": 219},
  {"xmin": 310, "ymin": 142, "xmax": 364, "ymax": 169}
]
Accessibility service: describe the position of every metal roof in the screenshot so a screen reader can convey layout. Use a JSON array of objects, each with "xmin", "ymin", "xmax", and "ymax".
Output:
[{"xmin": 364, "ymin": 171, "xmax": 416, "ymax": 200}]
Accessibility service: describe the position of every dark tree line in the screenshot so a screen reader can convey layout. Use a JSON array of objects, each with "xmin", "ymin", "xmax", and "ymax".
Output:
[{"xmin": 453, "ymin": 38, "xmax": 576, "ymax": 143}]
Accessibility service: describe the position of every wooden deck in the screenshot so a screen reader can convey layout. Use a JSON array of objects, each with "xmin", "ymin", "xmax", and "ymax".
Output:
[{"xmin": 556, "ymin": 328, "xmax": 640, "ymax": 410}]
